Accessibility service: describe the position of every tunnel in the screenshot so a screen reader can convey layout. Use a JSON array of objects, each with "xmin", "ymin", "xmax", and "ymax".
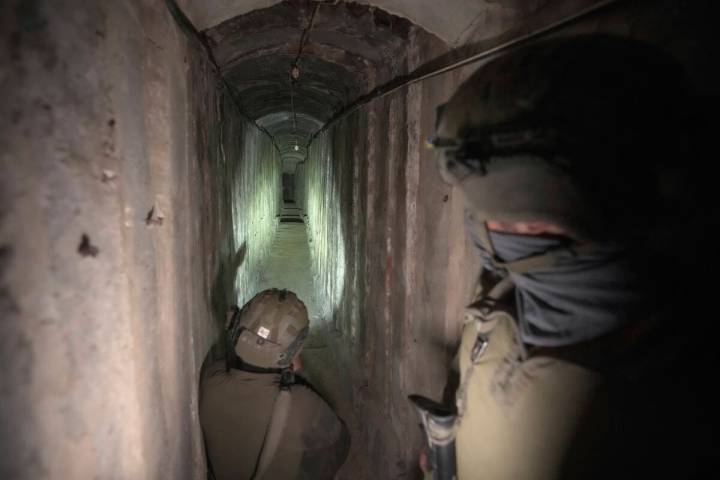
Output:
[{"xmin": 2, "ymin": 0, "xmax": 719, "ymax": 479}]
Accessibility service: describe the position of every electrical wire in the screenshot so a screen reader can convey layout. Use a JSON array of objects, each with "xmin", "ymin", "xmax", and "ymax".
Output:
[
  {"xmin": 290, "ymin": 1, "xmax": 321, "ymax": 150},
  {"xmin": 307, "ymin": 0, "xmax": 624, "ymax": 147},
  {"xmin": 294, "ymin": 2, "xmax": 321, "ymax": 68},
  {"xmin": 290, "ymin": 79, "xmax": 297, "ymax": 133},
  {"xmin": 164, "ymin": 0, "xmax": 623, "ymax": 156}
]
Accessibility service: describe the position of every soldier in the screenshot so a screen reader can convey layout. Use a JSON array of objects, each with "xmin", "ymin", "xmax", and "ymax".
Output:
[
  {"xmin": 425, "ymin": 34, "xmax": 711, "ymax": 479},
  {"xmin": 200, "ymin": 289, "xmax": 349, "ymax": 480}
]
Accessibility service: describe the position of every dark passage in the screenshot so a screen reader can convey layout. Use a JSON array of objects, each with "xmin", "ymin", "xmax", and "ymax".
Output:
[
  {"xmin": 258, "ymin": 202, "xmax": 369, "ymax": 478},
  {"xmin": 2, "ymin": 0, "xmax": 719, "ymax": 479}
]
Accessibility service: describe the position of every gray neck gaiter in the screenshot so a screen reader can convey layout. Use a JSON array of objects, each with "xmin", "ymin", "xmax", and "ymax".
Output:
[{"xmin": 486, "ymin": 231, "xmax": 648, "ymax": 347}]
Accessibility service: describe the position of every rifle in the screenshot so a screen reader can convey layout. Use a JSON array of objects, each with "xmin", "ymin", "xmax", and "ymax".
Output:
[{"xmin": 408, "ymin": 394, "xmax": 457, "ymax": 480}]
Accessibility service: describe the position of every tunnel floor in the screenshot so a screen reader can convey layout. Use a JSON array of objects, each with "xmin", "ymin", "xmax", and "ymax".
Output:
[{"xmin": 258, "ymin": 203, "xmax": 369, "ymax": 479}]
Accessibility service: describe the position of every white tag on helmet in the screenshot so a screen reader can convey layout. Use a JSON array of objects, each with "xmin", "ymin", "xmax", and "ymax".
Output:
[{"xmin": 257, "ymin": 326, "xmax": 270, "ymax": 339}]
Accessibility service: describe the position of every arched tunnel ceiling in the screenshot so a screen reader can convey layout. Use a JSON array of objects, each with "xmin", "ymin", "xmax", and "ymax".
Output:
[
  {"xmin": 198, "ymin": 1, "xmax": 424, "ymax": 173},
  {"xmin": 179, "ymin": 0, "xmax": 573, "ymax": 172},
  {"xmin": 178, "ymin": 0, "xmax": 497, "ymax": 47}
]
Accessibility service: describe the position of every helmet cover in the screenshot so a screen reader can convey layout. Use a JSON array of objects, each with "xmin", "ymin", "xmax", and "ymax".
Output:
[{"xmin": 232, "ymin": 289, "xmax": 309, "ymax": 368}]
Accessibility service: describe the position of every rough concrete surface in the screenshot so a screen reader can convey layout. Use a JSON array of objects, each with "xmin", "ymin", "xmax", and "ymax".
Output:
[
  {"xmin": 293, "ymin": 24, "xmax": 482, "ymax": 478},
  {"xmin": 2, "ymin": 0, "xmax": 719, "ymax": 479},
  {"xmin": 1, "ymin": 1, "xmax": 211, "ymax": 477},
  {"xmin": 179, "ymin": 0, "xmax": 558, "ymax": 47},
  {"xmin": 1, "ymin": 0, "xmax": 280, "ymax": 478},
  {"xmin": 203, "ymin": 1, "xmax": 416, "ymax": 178}
]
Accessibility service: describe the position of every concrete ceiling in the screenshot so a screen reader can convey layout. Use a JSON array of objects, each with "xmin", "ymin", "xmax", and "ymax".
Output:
[
  {"xmin": 197, "ymin": 1, "xmax": 420, "ymax": 172},
  {"xmin": 178, "ymin": 0, "xmax": 489, "ymax": 46},
  {"xmin": 176, "ymin": 1, "xmax": 562, "ymax": 172}
]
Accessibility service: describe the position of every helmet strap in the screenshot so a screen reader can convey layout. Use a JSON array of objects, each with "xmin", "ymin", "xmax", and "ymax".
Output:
[
  {"xmin": 229, "ymin": 354, "xmax": 284, "ymax": 375},
  {"xmin": 230, "ymin": 355, "xmax": 296, "ymax": 391}
]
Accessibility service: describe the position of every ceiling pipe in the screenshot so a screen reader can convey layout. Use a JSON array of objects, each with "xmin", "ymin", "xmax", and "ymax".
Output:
[{"xmin": 306, "ymin": 0, "xmax": 624, "ymax": 148}]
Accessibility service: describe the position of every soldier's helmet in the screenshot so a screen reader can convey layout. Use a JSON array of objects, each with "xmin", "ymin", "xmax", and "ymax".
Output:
[
  {"xmin": 432, "ymin": 34, "xmax": 693, "ymax": 242},
  {"xmin": 230, "ymin": 289, "xmax": 309, "ymax": 369}
]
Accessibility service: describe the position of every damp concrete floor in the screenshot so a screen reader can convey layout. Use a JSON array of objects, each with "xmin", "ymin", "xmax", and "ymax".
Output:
[{"xmin": 258, "ymin": 203, "xmax": 369, "ymax": 479}]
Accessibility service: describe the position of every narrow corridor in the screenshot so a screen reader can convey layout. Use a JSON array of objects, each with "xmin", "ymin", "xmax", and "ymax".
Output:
[
  {"xmin": 2, "ymin": 0, "xmax": 719, "ymax": 479},
  {"xmin": 258, "ymin": 204, "xmax": 317, "ymax": 321},
  {"xmin": 257, "ymin": 202, "xmax": 369, "ymax": 479}
]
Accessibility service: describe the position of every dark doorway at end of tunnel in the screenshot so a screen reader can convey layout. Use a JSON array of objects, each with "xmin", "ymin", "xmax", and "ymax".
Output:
[
  {"xmin": 282, "ymin": 173, "xmax": 295, "ymax": 203},
  {"xmin": 280, "ymin": 202, "xmax": 304, "ymax": 224},
  {"xmin": 280, "ymin": 217, "xmax": 304, "ymax": 224}
]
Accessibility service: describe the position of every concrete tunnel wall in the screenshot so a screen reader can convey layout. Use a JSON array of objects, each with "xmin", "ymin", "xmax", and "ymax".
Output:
[
  {"xmin": 1, "ymin": 0, "xmax": 280, "ymax": 478},
  {"xmin": 2, "ymin": 0, "xmax": 720, "ymax": 479},
  {"xmin": 295, "ymin": 26, "xmax": 483, "ymax": 476}
]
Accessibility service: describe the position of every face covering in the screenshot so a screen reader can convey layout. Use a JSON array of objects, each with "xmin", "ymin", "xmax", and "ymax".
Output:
[{"xmin": 478, "ymin": 229, "xmax": 649, "ymax": 347}]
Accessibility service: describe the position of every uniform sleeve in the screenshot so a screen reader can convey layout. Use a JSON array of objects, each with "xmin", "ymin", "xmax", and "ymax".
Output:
[{"xmin": 296, "ymin": 386, "xmax": 350, "ymax": 480}]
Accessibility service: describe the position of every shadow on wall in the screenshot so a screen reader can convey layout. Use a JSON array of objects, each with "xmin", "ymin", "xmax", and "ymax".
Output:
[{"xmin": 208, "ymin": 241, "xmax": 247, "ymax": 362}]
